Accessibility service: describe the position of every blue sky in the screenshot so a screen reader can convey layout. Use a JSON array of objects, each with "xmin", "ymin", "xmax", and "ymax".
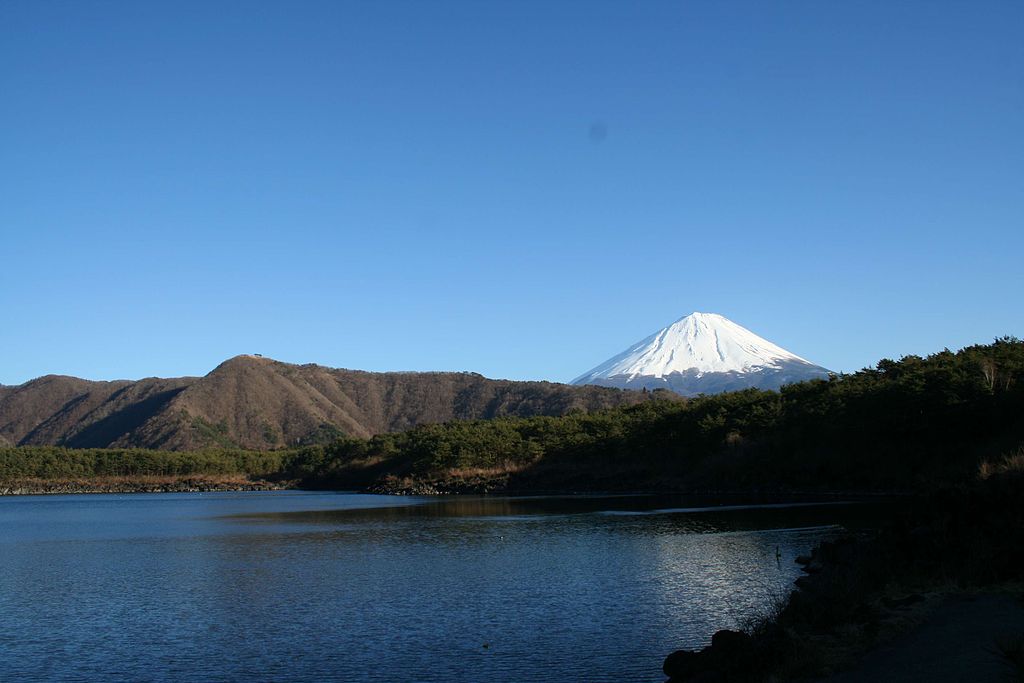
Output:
[{"xmin": 2, "ymin": 0, "xmax": 1021, "ymax": 385}]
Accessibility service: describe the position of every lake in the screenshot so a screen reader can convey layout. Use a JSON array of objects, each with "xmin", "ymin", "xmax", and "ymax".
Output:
[{"xmin": 0, "ymin": 491, "xmax": 875, "ymax": 682}]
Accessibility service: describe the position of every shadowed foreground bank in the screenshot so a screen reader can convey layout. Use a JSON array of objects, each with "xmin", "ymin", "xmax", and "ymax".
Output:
[
  {"xmin": 821, "ymin": 593, "xmax": 1024, "ymax": 682},
  {"xmin": 662, "ymin": 473, "xmax": 1024, "ymax": 682}
]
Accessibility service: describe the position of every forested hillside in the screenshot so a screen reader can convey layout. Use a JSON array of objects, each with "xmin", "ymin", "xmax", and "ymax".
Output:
[{"xmin": 293, "ymin": 337, "xmax": 1024, "ymax": 492}]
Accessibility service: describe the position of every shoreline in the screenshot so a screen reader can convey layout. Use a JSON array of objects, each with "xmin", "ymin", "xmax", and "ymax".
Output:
[
  {"xmin": 362, "ymin": 473, "xmax": 910, "ymax": 499},
  {"xmin": 0, "ymin": 476, "xmax": 292, "ymax": 496},
  {"xmin": 0, "ymin": 474, "xmax": 908, "ymax": 500}
]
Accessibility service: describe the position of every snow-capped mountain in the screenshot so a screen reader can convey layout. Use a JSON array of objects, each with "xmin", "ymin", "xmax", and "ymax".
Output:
[{"xmin": 571, "ymin": 312, "xmax": 831, "ymax": 396}]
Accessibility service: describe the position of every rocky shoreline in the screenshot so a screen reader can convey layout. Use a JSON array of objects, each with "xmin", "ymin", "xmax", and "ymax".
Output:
[
  {"xmin": 0, "ymin": 476, "xmax": 291, "ymax": 496},
  {"xmin": 361, "ymin": 471, "xmax": 900, "ymax": 499},
  {"xmin": 364, "ymin": 472, "xmax": 514, "ymax": 495},
  {"xmin": 661, "ymin": 473, "xmax": 1024, "ymax": 681}
]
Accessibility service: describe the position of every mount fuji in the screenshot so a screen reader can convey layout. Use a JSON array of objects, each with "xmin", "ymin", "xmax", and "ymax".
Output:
[{"xmin": 571, "ymin": 312, "xmax": 832, "ymax": 396}]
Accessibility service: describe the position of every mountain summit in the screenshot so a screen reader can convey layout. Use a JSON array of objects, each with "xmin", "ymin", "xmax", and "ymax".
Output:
[{"xmin": 571, "ymin": 312, "xmax": 831, "ymax": 396}]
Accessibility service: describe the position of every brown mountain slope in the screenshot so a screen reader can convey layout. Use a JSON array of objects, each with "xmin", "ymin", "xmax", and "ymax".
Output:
[
  {"xmin": 0, "ymin": 386, "xmax": 9, "ymax": 444},
  {"xmin": 0, "ymin": 356, "xmax": 655, "ymax": 450},
  {"xmin": 0, "ymin": 375, "xmax": 195, "ymax": 448},
  {"xmin": 0, "ymin": 375, "xmax": 132, "ymax": 446}
]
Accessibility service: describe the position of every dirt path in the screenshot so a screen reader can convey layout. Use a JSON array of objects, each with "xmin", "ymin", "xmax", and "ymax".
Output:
[{"xmin": 823, "ymin": 593, "xmax": 1024, "ymax": 682}]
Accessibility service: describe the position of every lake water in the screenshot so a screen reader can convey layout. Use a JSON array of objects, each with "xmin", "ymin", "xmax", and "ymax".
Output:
[{"xmin": 0, "ymin": 491, "xmax": 875, "ymax": 682}]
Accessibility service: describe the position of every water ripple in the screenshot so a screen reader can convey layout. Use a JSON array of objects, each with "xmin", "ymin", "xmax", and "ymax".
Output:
[{"xmin": 0, "ymin": 491, "xmax": 881, "ymax": 682}]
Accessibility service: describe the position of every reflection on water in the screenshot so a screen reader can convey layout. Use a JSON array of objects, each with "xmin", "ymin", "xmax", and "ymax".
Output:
[{"xmin": 0, "ymin": 491, "xmax": 881, "ymax": 682}]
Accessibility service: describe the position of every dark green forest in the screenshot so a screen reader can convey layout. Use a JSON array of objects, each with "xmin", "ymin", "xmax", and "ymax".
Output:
[
  {"xmin": 3, "ymin": 338, "xmax": 1022, "ymax": 493},
  {"xmin": 0, "ymin": 447, "xmax": 290, "ymax": 481}
]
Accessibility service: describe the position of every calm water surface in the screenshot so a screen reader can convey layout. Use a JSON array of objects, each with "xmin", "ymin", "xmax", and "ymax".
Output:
[{"xmin": 0, "ymin": 491, "xmax": 877, "ymax": 682}]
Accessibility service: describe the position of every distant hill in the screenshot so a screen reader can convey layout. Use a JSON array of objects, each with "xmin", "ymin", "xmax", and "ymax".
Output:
[{"xmin": 0, "ymin": 356, "xmax": 654, "ymax": 450}]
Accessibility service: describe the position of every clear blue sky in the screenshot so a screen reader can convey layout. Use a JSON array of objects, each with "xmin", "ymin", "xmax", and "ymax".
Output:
[{"xmin": 2, "ymin": 0, "xmax": 1021, "ymax": 385}]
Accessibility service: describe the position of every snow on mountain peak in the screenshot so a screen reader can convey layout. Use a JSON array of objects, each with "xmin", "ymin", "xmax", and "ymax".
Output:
[{"xmin": 572, "ymin": 312, "xmax": 817, "ymax": 383}]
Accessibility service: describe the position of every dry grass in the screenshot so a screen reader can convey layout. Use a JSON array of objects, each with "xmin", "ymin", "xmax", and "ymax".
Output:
[
  {"xmin": 371, "ymin": 462, "xmax": 527, "ymax": 494},
  {"xmin": 979, "ymin": 447, "xmax": 1024, "ymax": 480},
  {"xmin": 442, "ymin": 462, "xmax": 527, "ymax": 478}
]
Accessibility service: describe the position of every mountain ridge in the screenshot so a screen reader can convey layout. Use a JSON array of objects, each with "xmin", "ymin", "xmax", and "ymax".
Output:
[{"xmin": 0, "ymin": 356, "xmax": 656, "ymax": 450}]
